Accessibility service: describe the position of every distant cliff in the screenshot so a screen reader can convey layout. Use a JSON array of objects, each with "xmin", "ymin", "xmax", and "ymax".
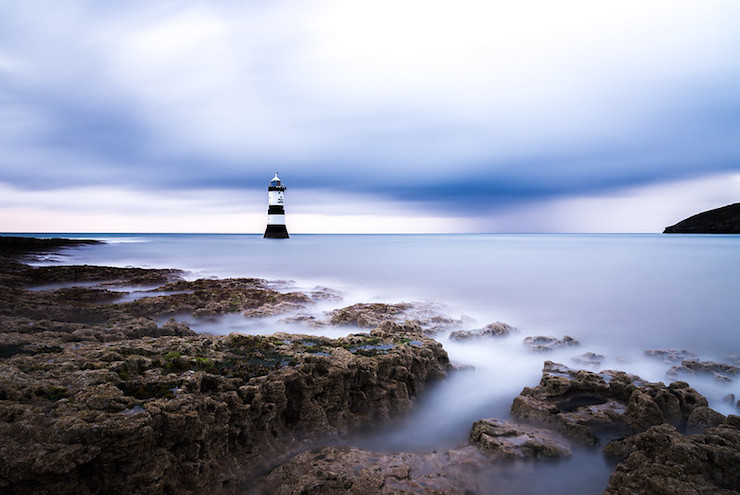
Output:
[{"xmin": 663, "ymin": 203, "xmax": 740, "ymax": 234}]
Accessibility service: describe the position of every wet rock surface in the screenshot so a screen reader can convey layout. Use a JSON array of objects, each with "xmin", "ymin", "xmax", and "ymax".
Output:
[
  {"xmin": 0, "ymin": 327, "xmax": 450, "ymax": 494},
  {"xmin": 254, "ymin": 445, "xmax": 488, "ymax": 495},
  {"xmin": 523, "ymin": 335, "xmax": 579, "ymax": 352},
  {"xmin": 470, "ymin": 418, "xmax": 571, "ymax": 459},
  {"xmin": 510, "ymin": 361, "xmax": 709, "ymax": 445},
  {"xmin": 571, "ymin": 352, "xmax": 605, "ymax": 368},
  {"xmin": 645, "ymin": 349, "xmax": 698, "ymax": 364},
  {"xmin": 603, "ymin": 420, "xmax": 740, "ymax": 494},
  {"xmin": 328, "ymin": 302, "xmax": 465, "ymax": 335},
  {"xmin": 449, "ymin": 321, "xmax": 516, "ymax": 341},
  {"xmin": 256, "ymin": 418, "xmax": 572, "ymax": 494},
  {"xmin": 667, "ymin": 359, "xmax": 739, "ymax": 383}
]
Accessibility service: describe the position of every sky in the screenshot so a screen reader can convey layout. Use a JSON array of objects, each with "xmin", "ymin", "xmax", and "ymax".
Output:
[{"xmin": 1, "ymin": 0, "xmax": 739, "ymax": 233}]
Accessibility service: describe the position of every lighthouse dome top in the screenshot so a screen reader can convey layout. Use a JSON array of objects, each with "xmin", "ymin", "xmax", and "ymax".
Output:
[{"xmin": 269, "ymin": 173, "xmax": 282, "ymax": 187}]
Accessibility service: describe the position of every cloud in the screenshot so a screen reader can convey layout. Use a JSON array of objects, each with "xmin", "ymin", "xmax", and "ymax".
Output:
[{"xmin": 1, "ymin": 1, "xmax": 739, "ymax": 231}]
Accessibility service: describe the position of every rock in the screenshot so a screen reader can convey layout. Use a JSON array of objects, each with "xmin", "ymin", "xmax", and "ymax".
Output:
[
  {"xmin": 644, "ymin": 349, "xmax": 697, "ymax": 363},
  {"xmin": 30, "ymin": 264, "xmax": 184, "ymax": 287},
  {"xmin": 604, "ymin": 422, "xmax": 740, "ymax": 494},
  {"xmin": 0, "ymin": 320, "xmax": 450, "ymax": 494},
  {"xmin": 667, "ymin": 359, "xmax": 739, "ymax": 383},
  {"xmin": 257, "ymin": 416, "xmax": 572, "ymax": 494},
  {"xmin": 255, "ymin": 445, "xmax": 488, "ymax": 495},
  {"xmin": 571, "ymin": 352, "xmax": 605, "ymax": 368},
  {"xmin": 522, "ymin": 335, "xmax": 579, "ymax": 352},
  {"xmin": 724, "ymin": 393, "xmax": 736, "ymax": 405},
  {"xmin": 0, "ymin": 236, "xmax": 102, "ymax": 259},
  {"xmin": 682, "ymin": 359, "xmax": 739, "ymax": 382},
  {"xmin": 663, "ymin": 202, "xmax": 740, "ymax": 234},
  {"xmin": 687, "ymin": 406, "xmax": 726, "ymax": 433},
  {"xmin": 328, "ymin": 302, "xmax": 464, "ymax": 335},
  {"xmin": 510, "ymin": 362, "xmax": 708, "ymax": 445},
  {"xmin": 308, "ymin": 286, "xmax": 343, "ymax": 302},
  {"xmin": 449, "ymin": 321, "xmax": 516, "ymax": 341},
  {"xmin": 277, "ymin": 314, "xmax": 329, "ymax": 327},
  {"xmin": 470, "ymin": 418, "xmax": 571, "ymax": 459},
  {"xmin": 329, "ymin": 302, "xmax": 411, "ymax": 328},
  {"xmin": 242, "ymin": 301, "xmax": 304, "ymax": 318}
]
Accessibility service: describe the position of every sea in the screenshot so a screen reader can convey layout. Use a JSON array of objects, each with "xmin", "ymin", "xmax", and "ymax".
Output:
[{"xmin": 14, "ymin": 233, "xmax": 740, "ymax": 493}]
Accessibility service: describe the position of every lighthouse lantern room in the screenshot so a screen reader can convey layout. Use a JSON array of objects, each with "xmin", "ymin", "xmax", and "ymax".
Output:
[{"xmin": 264, "ymin": 173, "xmax": 289, "ymax": 238}]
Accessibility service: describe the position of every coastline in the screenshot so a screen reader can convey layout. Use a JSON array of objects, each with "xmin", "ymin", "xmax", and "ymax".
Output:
[{"xmin": 1, "ymin": 236, "xmax": 739, "ymax": 494}]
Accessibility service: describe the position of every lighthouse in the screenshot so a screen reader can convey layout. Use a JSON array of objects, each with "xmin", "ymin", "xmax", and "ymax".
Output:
[{"xmin": 264, "ymin": 173, "xmax": 289, "ymax": 238}]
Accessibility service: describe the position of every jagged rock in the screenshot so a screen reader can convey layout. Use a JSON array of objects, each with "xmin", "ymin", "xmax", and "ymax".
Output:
[
  {"xmin": 242, "ymin": 301, "xmax": 304, "ymax": 318},
  {"xmin": 644, "ymin": 349, "xmax": 697, "ymax": 363},
  {"xmin": 571, "ymin": 352, "xmax": 605, "ymax": 368},
  {"xmin": 667, "ymin": 359, "xmax": 739, "ymax": 383},
  {"xmin": 522, "ymin": 335, "xmax": 579, "ymax": 352},
  {"xmin": 510, "ymin": 362, "xmax": 708, "ymax": 445},
  {"xmin": 603, "ymin": 421, "xmax": 740, "ymax": 494},
  {"xmin": 0, "ymin": 322, "xmax": 449, "ymax": 494},
  {"xmin": 329, "ymin": 302, "xmax": 411, "ymax": 328},
  {"xmin": 328, "ymin": 302, "xmax": 463, "ymax": 335},
  {"xmin": 687, "ymin": 406, "xmax": 726, "ymax": 433},
  {"xmin": 255, "ymin": 445, "xmax": 488, "ymax": 495},
  {"xmin": 449, "ymin": 321, "xmax": 516, "ymax": 341},
  {"xmin": 470, "ymin": 418, "xmax": 571, "ymax": 459}
]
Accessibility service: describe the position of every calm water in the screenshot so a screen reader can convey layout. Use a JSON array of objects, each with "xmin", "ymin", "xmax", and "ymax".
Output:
[{"xmin": 16, "ymin": 233, "xmax": 740, "ymax": 493}]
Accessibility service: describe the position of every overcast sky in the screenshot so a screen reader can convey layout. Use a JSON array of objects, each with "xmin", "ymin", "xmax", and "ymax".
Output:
[{"xmin": 1, "ymin": 0, "xmax": 739, "ymax": 233}]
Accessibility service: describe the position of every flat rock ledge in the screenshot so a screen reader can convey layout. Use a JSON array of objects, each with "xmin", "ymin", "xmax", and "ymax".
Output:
[
  {"xmin": 255, "ymin": 419, "xmax": 569, "ymax": 495},
  {"xmin": 511, "ymin": 361, "xmax": 709, "ymax": 445},
  {"xmin": 470, "ymin": 418, "xmax": 571, "ymax": 459},
  {"xmin": 0, "ymin": 324, "xmax": 449, "ymax": 494},
  {"xmin": 255, "ymin": 445, "xmax": 490, "ymax": 495}
]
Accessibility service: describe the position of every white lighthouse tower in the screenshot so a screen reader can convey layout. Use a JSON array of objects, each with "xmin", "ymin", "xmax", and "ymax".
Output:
[{"xmin": 264, "ymin": 173, "xmax": 289, "ymax": 238}]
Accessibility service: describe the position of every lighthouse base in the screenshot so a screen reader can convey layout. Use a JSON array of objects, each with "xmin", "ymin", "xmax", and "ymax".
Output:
[{"xmin": 264, "ymin": 224, "xmax": 289, "ymax": 238}]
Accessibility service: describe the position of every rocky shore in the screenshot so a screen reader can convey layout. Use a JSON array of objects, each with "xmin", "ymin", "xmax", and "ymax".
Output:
[
  {"xmin": 0, "ymin": 237, "xmax": 450, "ymax": 493},
  {"xmin": 1, "ymin": 236, "xmax": 739, "ymax": 494}
]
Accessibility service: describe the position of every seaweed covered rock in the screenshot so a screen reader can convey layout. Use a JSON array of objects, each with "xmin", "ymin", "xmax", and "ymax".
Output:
[
  {"xmin": 604, "ymin": 420, "xmax": 740, "ymax": 494},
  {"xmin": 0, "ymin": 325, "xmax": 449, "ymax": 494},
  {"xmin": 510, "ymin": 362, "xmax": 708, "ymax": 445}
]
